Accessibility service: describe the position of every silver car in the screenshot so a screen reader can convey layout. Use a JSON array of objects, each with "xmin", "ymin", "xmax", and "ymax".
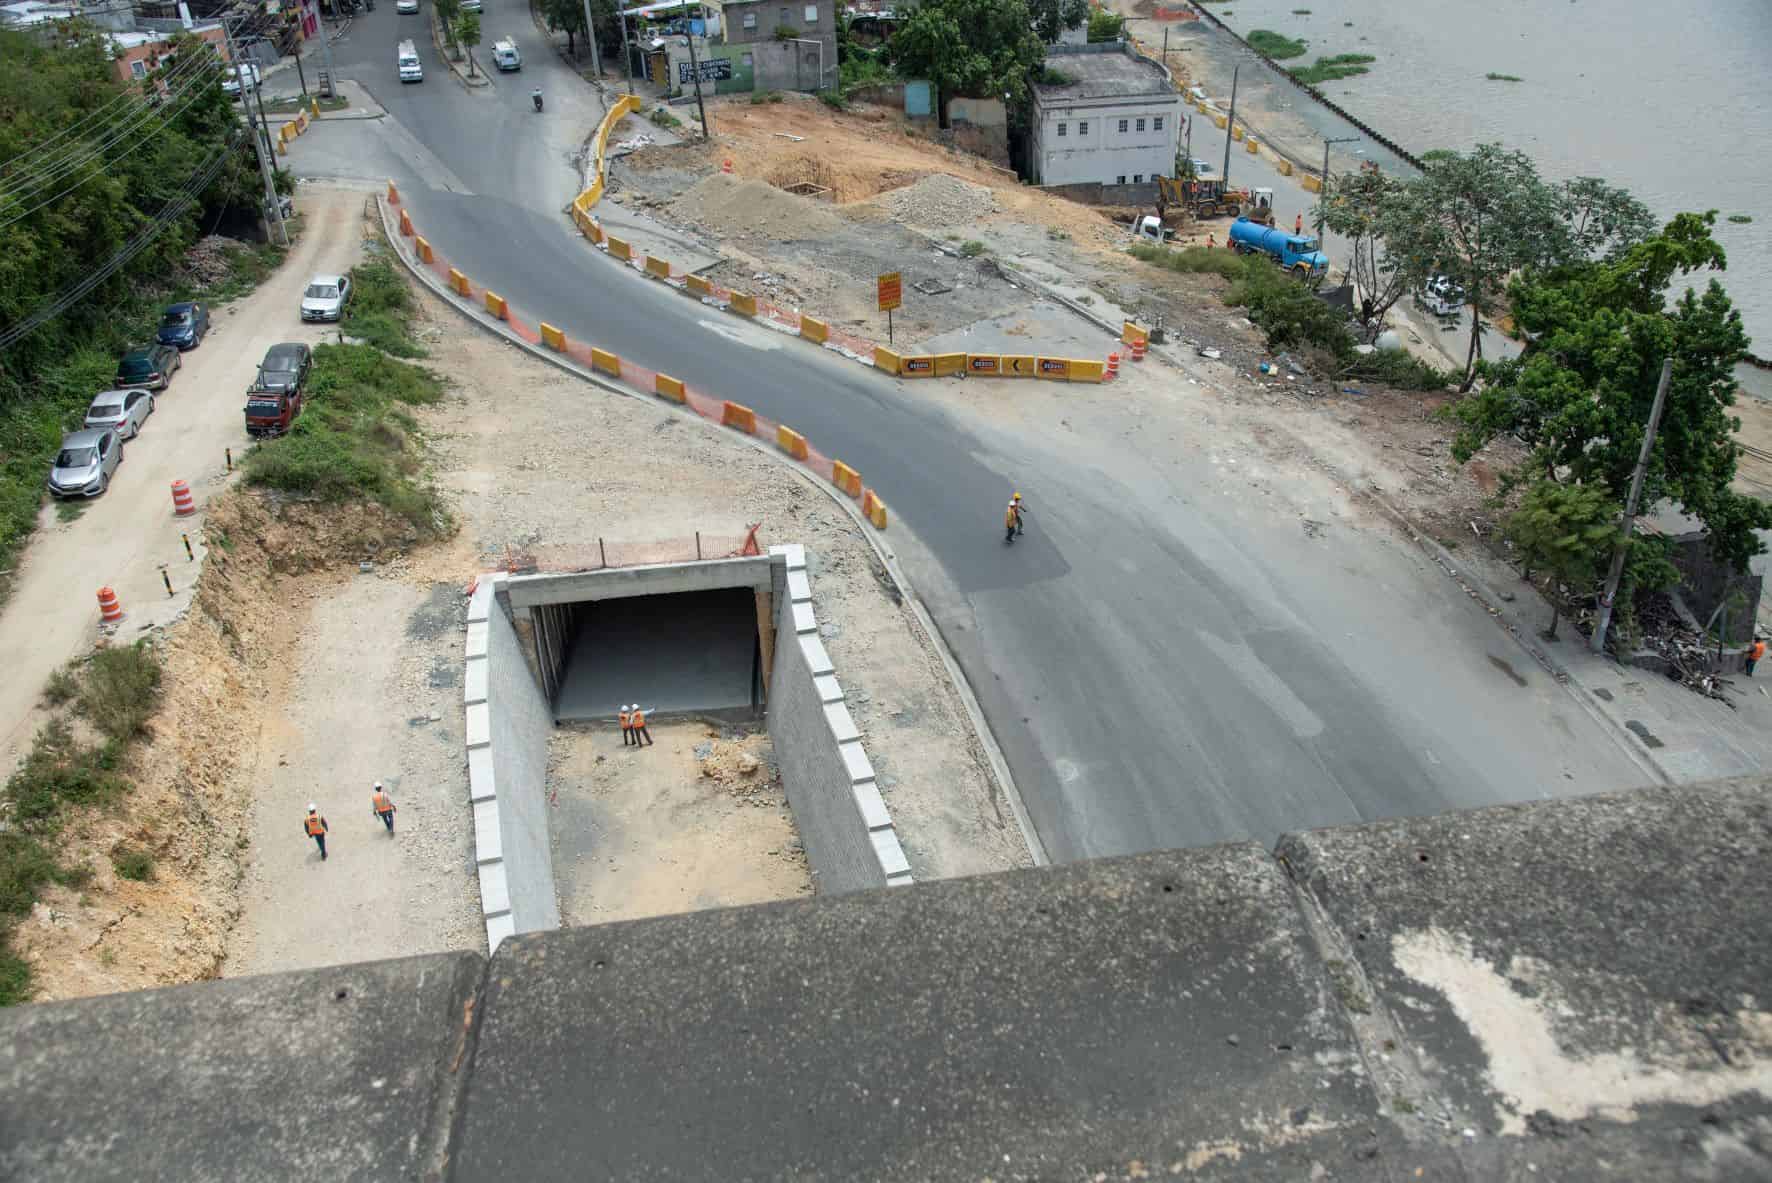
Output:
[
  {"xmin": 300, "ymin": 273, "xmax": 351, "ymax": 322},
  {"xmin": 47, "ymin": 428, "xmax": 123, "ymax": 499},
  {"xmin": 84, "ymin": 389, "xmax": 156, "ymax": 439}
]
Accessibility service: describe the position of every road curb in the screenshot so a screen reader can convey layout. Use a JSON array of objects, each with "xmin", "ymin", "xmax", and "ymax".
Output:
[
  {"xmin": 429, "ymin": 11, "xmax": 490, "ymax": 89},
  {"xmin": 373, "ymin": 196, "xmax": 1050, "ymax": 869}
]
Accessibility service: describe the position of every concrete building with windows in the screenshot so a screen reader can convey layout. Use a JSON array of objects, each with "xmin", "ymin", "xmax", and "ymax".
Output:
[
  {"xmin": 718, "ymin": 0, "xmax": 835, "ymax": 92},
  {"xmin": 1029, "ymin": 42, "xmax": 1181, "ymax": 191}
]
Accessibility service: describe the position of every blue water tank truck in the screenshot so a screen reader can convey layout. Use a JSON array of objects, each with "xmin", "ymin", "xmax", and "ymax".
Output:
[{"xmin": 1227, "ymin": 216, "xmax": 1329, "ymax": 278}]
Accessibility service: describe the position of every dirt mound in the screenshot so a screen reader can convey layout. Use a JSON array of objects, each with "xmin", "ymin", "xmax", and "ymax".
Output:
[
  {"xmin": 669, "ymin": 174, "xmax": 842, "ymax": 242},
  {"xmin": 868, "ymin": 173, "xmax": 999, "ymax": 230},
  {"xmin": 696, "ymin": 731, "xmax": 779, "ymax": 802}
]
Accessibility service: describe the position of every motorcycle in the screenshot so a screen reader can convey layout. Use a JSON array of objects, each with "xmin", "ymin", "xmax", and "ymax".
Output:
[{"xmin": 532, "ymin": 90, "xmax": 544, "ymax": 112}]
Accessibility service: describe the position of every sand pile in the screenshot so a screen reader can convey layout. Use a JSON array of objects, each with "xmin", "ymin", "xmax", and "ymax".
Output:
[
  {"xmin": 872, "ymin": 174, "xmax": 999, "ymax": 230},
  {"xmin": 668, "ymin": 174, "xmax": 843, "ymax": 241}
]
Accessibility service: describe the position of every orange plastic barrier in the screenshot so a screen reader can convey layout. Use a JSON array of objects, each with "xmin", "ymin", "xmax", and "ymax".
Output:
[
  {"xmin": 686, "ymin": 274, "xmax": 714, "ymax": 297},
  {"xmin": 387, "ymin": 180, "xmax": 399, "ymax": 204},
  {"xmin": 966, "ymin": 354, "xmax": 1002, "ymax": 376},
  {"xmin": 644, "ymin": 256, "xmax": 671, "ymax": 279},
  {"xmin": 933, "ymin": 352, "xmax": 967, "ymax": 377},
  {"xmin": 448, "ymin": 268, "xmax": 470, "ymax": 296},
  {"xmin": 900, "ymin": 356, "xmax": 935, "ymax": 378},
  {"xmin": 777, "ymin": 425, "xmax": 810, "ymax": 460},
  {"xmin": 540, "ymin": 322, "xmax": 566, "ymax": 351},
  {"xmin": 606, "ymin": 236, "xmax": 632, "ymax": 260},
  {"xmin": 729, "ymin": 292, "xmax": 757, "ymax": 317},
  {"xmin": 832, "ymin": 462, "xmax": 862, "ymax": 498},
  {"xmin": 96, "ymin": 586, "xmax": 124, "ymax": 624},
  {"xmin": 861, "ymin": 489, "xmax": 888, "ymax": 529},
  {"xmin": 485, "ymin": 291, "xmax": 508, "ymax": 320},
  {"xmin": 1105, "ymin": 352, "xmax": 1120, "ymax": 380},
  {"xmin": 416, "ymin": 236, "xmax": 434, "ymax": 264},
  {"xmin": 590, "ymin": 347, "xmax": 621, "ymax": 377},
  {"xmin": 1130, "ymin": 337, "xmax": 1147, "ymax": 362},
  {"xmin": 1068, "ymin": 359, "xmax": 1106, "ymax": 383},
  {"xmin": 800, "ymin": 315, "xmax": 829, "ymax": 344},
  {"xmin": 655, "ymin": 373, "xmax": 687, "ymax": 403},
  {"xmin": 722, "ymin": 401, "xmax": 758, "ymax": 434},
  {"xmin": 1037, "ymin": 357, "xmax": 1071, "ymax": 380},
  {"xmin": 1003, "ymin": 355, "xmax": 1038, "ymax": 378},
  {"xmin": 170, "ymin": 479, "xmax": 195, "ymax": 517},
  {"xmin": 1121, "ymin": 321, "xmax": 1150, "ymax": 348},
  {"xmin": 873, "ymin": 346, "xmax": 904, "ymax": 373},
  {"xmin": 399, "ymin": 209, "xmax": 413, "ymax": 237}
]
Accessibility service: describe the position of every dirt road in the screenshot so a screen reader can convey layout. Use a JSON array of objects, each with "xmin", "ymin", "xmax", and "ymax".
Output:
[{"xmin": 0, "ymin": 187, "xmax": 371, "ymax": 763}]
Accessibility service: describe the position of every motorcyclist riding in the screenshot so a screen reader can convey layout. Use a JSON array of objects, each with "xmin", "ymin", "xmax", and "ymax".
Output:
[{"xmin": 532, "ymin": 88, "xmax": 544, "ymax": 112}]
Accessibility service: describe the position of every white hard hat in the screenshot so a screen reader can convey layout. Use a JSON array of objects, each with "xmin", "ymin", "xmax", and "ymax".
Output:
[
  {"xmin": 373, "ymin": 781, "xmax": 382, "ymax": 790},
  {"xmin": 307, "ymin": 802, "xmax": 317, "ymax": 812}
]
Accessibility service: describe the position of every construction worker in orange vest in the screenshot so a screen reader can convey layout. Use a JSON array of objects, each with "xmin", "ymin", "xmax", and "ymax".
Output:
[
  {"xmin": 304, "ymin": 804, "xmax": 329, "ymax": 860},
  {"xmin": 371, "ymin": 782, "xmax": 396, "ymax": 834},
  {"xmin": 1004, "ymin": 492, "xmax": 1027, "ymax": 544},
  {"xmin": 618, "ymin": 704, "xmax": 634, "ymax": 745},
  {"xmin": 630, "ymin": 704, "xmax": 654, "ymax": 747},
  {"xmin": 1748, "ymin": 636, "xmax": 1766, "ymax": 677}
]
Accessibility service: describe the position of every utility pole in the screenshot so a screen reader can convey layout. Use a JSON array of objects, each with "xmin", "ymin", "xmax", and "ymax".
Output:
[
  {"xmin": 1316, "ymin": 134, "xmax": 1359, "ymax": 239},
  {"xmin": 307, "ymin": 0, "xmax": 337, "ymax": 98},
  {"xmin": 617, "ymin": 0, "xmax": 633, "ymax": 92},
  {"xmin": 685, "ymin": 25, "xmax": 709, "ymax": 138},
  {"xmin": 220, "ymin": 15, "xmax": 287, "ymax": 246},
  {"xmin": 1591, "ymin": 357, "xmax": 1674, "ymax": 655},
  {"xmin": 582, "ymin": 0, "xmax": 603, "ymax": 77},
  {"xmin": 1219, "ymin": 63, "xmax": 1237, "ymax": 188}
]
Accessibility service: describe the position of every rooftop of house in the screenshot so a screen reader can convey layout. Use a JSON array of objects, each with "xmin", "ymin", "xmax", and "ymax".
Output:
[{"xmin": 1035, "ymin": 46, "xmax": 1175, "ymax": 104}]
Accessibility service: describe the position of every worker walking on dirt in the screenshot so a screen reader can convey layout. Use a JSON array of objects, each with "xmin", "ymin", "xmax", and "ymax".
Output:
[
  {"xmin": 371, "ymin": 782, "xmax": 396, "ymax": 834},
  {"xmin": 304, "ymin": 804, "xmax": 330, "ymax": 861},
  {"xmin": 1004, "ymin": 493, "xmax": 1027, "ymax": 544},
  {"xmin": 631, "ymin": 705, "xmax": 654, "ymax": 747},
  {"xmin": 619, "ymin": 705, "xmax": 634, "ymax": 745},
  {"xmin": 1749, "ymin": 636, "xmax": 1766, "ymax": 677},
  {"xmin": 1294, "ymin": 212, "xmax": 1303, "ymax": 235}
]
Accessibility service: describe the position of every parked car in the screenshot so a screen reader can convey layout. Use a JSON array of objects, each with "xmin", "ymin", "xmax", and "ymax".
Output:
[
  {"xmin": 300, "ymin": 273, "xmax": 351, "ymax": 322},
  {"xmin": 460, "ymin": 0, "xmax": 480, "ymax": 10},
  {"xmin": 84, "ymin": 389, "xmax": 156, "ymax": 439},
  {"xmin": 252, "ymin": 342, "xmax": 312, "ymax": 396},
  {"xmin": 115, "ymin": 343, "xmax": 181, "ymax": 390},
  {"xmin": 396, "ymin": 0, "xmax": 418, "ymax": 12},
  {"xmin": 244, "ymin": 385, "xmax": 303, "ymax": 437},
  {"xmin": 221, "ymin": 62, "xmax": 262, "ymax": 98},
  {"xmin": 46, "ymin": 428, "xmax": 123, "ymax": 499},
  {"xmin": 156, "ymin": 301, "xmax": 209, "ymax": 350}
]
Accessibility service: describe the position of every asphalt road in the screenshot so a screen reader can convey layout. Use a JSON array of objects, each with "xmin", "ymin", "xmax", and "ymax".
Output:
[{"xmin": 284, "ymin": 5, "xmax": 1650, "ymax": 861}]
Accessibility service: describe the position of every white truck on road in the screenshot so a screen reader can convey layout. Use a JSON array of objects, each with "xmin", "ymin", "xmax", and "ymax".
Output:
[
  {"xmin": 397, "ymin": 39, "xmax": 423, "ymax": 82},
  {"xmin": 492, "ymin": 38, "xmax": 521, "ymax": 70}
]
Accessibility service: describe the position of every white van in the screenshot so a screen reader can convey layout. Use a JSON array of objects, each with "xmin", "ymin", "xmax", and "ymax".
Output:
[
  {"xmin": 492, "ymin": 38, "xmax": 521, "ymax": 71},
  {"xmin": 397, "ymin": 39, "xmax": 423, "ymax": 82}
]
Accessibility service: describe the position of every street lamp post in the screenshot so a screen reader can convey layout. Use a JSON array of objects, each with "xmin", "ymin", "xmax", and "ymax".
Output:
[{"xmin": 1315, "ymin": 135, "xmax": 1359, "ymax": 239}]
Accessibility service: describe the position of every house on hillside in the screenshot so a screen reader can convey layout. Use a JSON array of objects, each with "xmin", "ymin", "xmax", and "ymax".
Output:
[
  {"xmin": 719, "ymin": 0, "xmax": 835, "ymax": 92},
  {"xmin": 1029, "ymin": 42, "xmax": 1181, "ymax": 198}
]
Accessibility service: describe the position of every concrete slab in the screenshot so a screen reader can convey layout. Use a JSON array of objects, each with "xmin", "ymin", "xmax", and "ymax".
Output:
[
  {"xmin": 465, "ymin": 702, "xmax": 491, "ymax": 750},
  {"xmin": 485, "ymin": 912, "xmax": 516, "ymax": 953},
  {"xmin": 787, "ymin": 569, "xmax": 812, "ymax": 602},
  {"xmin": 852, "ymin": 783, "xmax": 892, "ymax": 832},
  {"xmin": 478, "ymin": 861, "xmax": 512, "ymax": 918},
  {"xmin": 868, "ymin": 828, "xmax": 912, "ymax": 878},
  {"xmin": 791, "ymin": 601, "xmax": 816, "ymax": 634},
  {"xmin": 592, "ymin": 199, "xmax": 725, "ymax": 277},
  {"xmin": 468, "ymin": 746, "xmax": 496, "ymax": 803},
  {"xmin": 465, "ymin": 619, "xmax": 489, "ymax": 659},
  {"xmin": 812, "ymin": 673, "xmax": 843, "ymax": 703},
  {"xmin": 468, "ymin": 580, "xmax": 494, "ymax": 624},
  {"xmin": 1278, "ymin": 779, "xmax": 1772, "ymax": 1174},
  {"xmin": 837, "ymin": 738, "xmax": 874, "ymax": 784},
  {"xmin": 472, "ymin": 801, "xmax": 502, "ymax": 864},
  {"xmin": 464, "ymin": 656, "xmax": 489, "ymax": 706},
  {"xmin": 505, "ymin": 556, "xmax": 775, "ymax": 609},
  {"xmin": 798, "ymin": 634, "xmax": 833, "ymax": 676},
  {"xmin": 769, "ymin": 543, "xmax": 806, "ymax": 570},
  {"xmin": 455, "ymin": 847, "xmax": 1396, "ymax": 1181},
  {"xmin": 552, "ymin": 587, "xmax": 757, "ymax": 721},
  {"xmin": 0, "ymin": 952, "xmax": 482, "ymax": 1183},
  {"xmin": 823, "ymin": 701, "xmax": 861, "ymax": 744}
]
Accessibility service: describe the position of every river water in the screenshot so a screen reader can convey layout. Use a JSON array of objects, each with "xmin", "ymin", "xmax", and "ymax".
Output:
[{"xmin": 1203, "ymin": 0, "xmax": 1772, "ymax": 374}]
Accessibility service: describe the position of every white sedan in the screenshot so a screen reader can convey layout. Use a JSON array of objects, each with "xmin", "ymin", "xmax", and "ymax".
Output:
[{"xmin": 396, "ymin": 0, "xmax": 418, "ymax": 11}]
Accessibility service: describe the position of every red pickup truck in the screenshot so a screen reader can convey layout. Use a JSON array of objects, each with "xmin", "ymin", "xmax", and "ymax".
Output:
[
  {"xmin": 244, "ymin": 387, "xmax": 302, "ymax": 437},
  {"xmin": 244, "ymin": 342, "xmax": 311, "ymax": 437}
]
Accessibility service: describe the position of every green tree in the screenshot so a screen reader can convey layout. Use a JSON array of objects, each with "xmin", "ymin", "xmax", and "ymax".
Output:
[
  {"xmin": 539, "ymin": 0, "xmax": 586, "ymax": 57},
  {"xmin": 1029, "ymin": 0, "xmax": 1088, "ymax": 42},
  {"xmin": 1389, "ymin": 144, "xmax": 1572, "ymax": 389},
  {"xmin": 1452, "ymin": 212, "xmax": 1770, "ymax": 571},
  {"xmin": 457, "ymin": 10, "xmax": 482, "ymax": 74},
  {"xmin": 891, "ymin": 0, "xmax": 1046, "ymax": 115},
  {"xmin": 1503, "ymin": 480, "xmax": 1618, "ymax": 639},
  {"xmin": 434, "ymin": 0, "xmax": 461, "ymax": 52},
  {"xmin": 1555, "ymin": 175, "xmax": 1655, "ymax": 263},
  {"xmin": 1086, "ymin": 9, "xmax": 1125, "ymax": 42},
  {"xmin": 1317, "ymin": 165, "xmax": 1410, "ymax": 332}
]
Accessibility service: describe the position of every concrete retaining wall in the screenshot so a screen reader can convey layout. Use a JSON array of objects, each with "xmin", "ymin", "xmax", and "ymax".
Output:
[
  {"xmin": 1039, "ymin": 179, "xmax": 1159, "ymax": 206},
  {"xmin": 767, "ymin": 544, "xmax": 911, "ymax": 893},
  {"xmin": 467, "ymin": 575, "xmax": 560, "ymax": 950}
]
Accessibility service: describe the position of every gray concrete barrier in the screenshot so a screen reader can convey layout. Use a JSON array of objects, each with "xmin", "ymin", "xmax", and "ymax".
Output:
[
  {"xmin": 467, "ymin": 574, "xmax": 561, "ymax": 950},
  {"xmin": 768, "ymin": 543, "xmax": 912, "ymax": 892}
]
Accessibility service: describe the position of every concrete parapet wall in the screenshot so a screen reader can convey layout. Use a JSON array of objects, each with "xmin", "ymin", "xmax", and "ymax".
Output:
[
  {"xmin": 766, "ymin": 543, "xmax": 909, "ymax": 892},
  {"xmin": 468, "ymin": 575, "xmax": 561, "ymax": 949}
]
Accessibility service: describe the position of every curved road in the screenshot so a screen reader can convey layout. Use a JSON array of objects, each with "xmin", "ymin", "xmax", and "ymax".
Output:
[{"xmin": 286, "ymin": 4, "xmax": 1649, "ymax": 861}]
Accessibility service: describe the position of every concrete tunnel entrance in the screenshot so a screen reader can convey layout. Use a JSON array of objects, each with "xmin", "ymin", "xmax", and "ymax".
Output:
[{"xmin": 504, "ymin": 557, "xmax": 782, "ymax": 725}]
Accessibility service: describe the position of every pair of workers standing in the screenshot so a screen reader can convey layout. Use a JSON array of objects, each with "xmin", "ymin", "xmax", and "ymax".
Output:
[
  {"xmin": 302, "ymin": 782, "xmax": 396, "ymax": 861},
  {"xmin": 618, "ymin": 705, "xmax": 654, "ymax": 747}
]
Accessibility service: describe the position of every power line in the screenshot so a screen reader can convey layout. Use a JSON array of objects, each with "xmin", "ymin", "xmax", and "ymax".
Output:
[{"xmin": 0, "ymin": 132, "xmax": 241, "ymax": 352}]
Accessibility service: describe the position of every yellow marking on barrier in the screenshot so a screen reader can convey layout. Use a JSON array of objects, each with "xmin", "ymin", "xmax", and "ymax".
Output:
[
  {"xmin": 655, "ymin": 373, "xmax": 687, "ymax": 403},
  {"xmin": 1003, "ymin": 355, "xmax": 1038, "ymax": 378},
  {"xmin": 606, "ymin": 236, "xmax": 632, "ymax": 260},
  {"xmin": 777, "ymin": 425, "xmax": 809, "ymax": 460},
  {"xmin": 932, "ymin": 352, "xmax": 967, "ymax": 377},
  {"xmin": 1277, "ymin": 159, "xmax": 1294, "ymax": 176},
  {"xmin": 800, "ymin": 314, "xmax": 829, "ymax": 343},
  {"xmin": 1232, "ymin": 124, "xmax": 1245, "ymax": 142},
  {"xmin": 966, "ymin": 354, "xmax": 1002, "ymax": 375},
  {"xmin": 873, "ymin": 346, "xmax": 904, "ymax": 373},
  {"xmin": 1247, "ymin": 137, "xmax": 1260, "ymax": 154},
  {"xmin": 448, "ymin": 268, "xmax": 469, "ymax": 296},
  {"xmin": 862, "ymin": 489, "xmax": 888, "ymax": 529},
  {"xmin": 276, "ymin": 137, "xmax": 287, "ymax": 155},
  {"xmin": 729, "ymin": 291, "xmax": 757, "ymax": 317},
  {"xmin": 644, "ymin": 255, "xmax": 671, "ymax": 279},
  {"xmin": 1302, "ymin": 174, "xmax": 1323, "ymax": 193},
  {"xmin": 1037, "ymin": 357, "xmax": 1072, "ymax": 380},
  {"xmin": 311, "ymin": 98, "xmax": 320, "ymax": 118},
  {"xmin": 1068, "ymin": 359, "xmax": 1105, "ymax": 383},
  {"xmin": 590, "ymin": 347, "xmax": 621, "ymax": 377},
  {"xmin": 485, "ymin": 291, "xmax": 508, "ymax": 320},
  {"xmin": 1212, "ymin": 113, "xmax": 1227, "ymax": 128},
  {"xmin": 1121, "ymin": 321, "xmax": 1150, "ymax": 347},
  {"xmin": 540, "ymin": 323, "xmax": 566, "ymax": 351},
  {"xmin": 686, "ymin": 274, "xmax": 714, "ymax": 296},
  {"xmin": 832, "ymin": 462, "xmax": 862, "ymax": 498},
  {"xmin": 416, "ymin": 237, "xmax": 434, "ymax": 263},
  {"xmin": 899, "ymin": 356, "xmax": 935, "ymax": 378},
  {"xmin": 721, "ymin": 401, "xmax": 757, "ymax": 434}
]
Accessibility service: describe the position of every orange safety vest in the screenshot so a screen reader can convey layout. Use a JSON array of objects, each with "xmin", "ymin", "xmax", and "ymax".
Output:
[
  {"xmin": 1752, "ymin": 641, "xmax": 1766, "ymax": 661},
  {"xmin": 618, "ymin": 709, "xmax": 631, "ymax": 729},
  {"xmin": 1005, "ymin": 504, "xmax": 1019, "ymax": 528},
  {"xmin": 630, "ymin": 709, "xmax": 647, "ymax": 728},
  {"xmin": 372, "ymin": 792, "xmax": 393, "ymax": 815},
  {"xmin": 305, "ymin": 814, "xmax": 325, "ymax": 836}
]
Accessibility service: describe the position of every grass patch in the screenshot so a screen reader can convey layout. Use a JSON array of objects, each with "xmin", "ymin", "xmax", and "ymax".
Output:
[
  {"xmin": 648, "ymin": 107, "xmax": 683, "ymax": 129},
  {"xmin": 112, "ymin": 848, "xmax": 155, "ymax": 882},
  {"xmin": 817, "ymin": 89, "xmax": 848, "ymax": 111},
  {"xmin": 839, "ymin": 49, "xmax": 894, "ymax": 90},
  {"xmin": 1485, "ymin": 71, "xmax": 1523, "ymax": 82},
  {"xmin": 55, "ymin": 499, "xmax": 88, "ymax": 523},
  {"xmin": 41, "ymin": 664, "xmax": 80, "ymax": 707},
  {"xmin": 750, "ymin": 89, "xmax": 784, "ymax": 104},
  {"xmin": 1247, "ymin": 29, "xmax": 1308, "ymax": 59},
  {"xmin": 1290, "ymin": 53, "xmax": 1375, "ymax": 84},
  {"xmin": 958, "ymin": 240, "xmax": 987, "ymax": 257},
  {"xmin": 1130, "ymin": 242, "xmax": 1246, "ymax": 278},
  {"xmin": 1343, "ymin": 348, "xmax": 1455, "ymax": 392},
  {"xmin": 260, "ymin": 94, "xmax": 349, "ymax": 113},
  {"xmin": 76, "ymin": 642, "xmax": 163, "ymax": 743},
  {"xmin": 343, "ymin": 256, "xmax": 424, "ymax": 359},
  {"xmin": 1039, "ymin": 66, "xmax": 1074, "ymax": 86},
  {"xmin": 1728, "ymin": 214, "xmax": 1753, "ymax": 224}
]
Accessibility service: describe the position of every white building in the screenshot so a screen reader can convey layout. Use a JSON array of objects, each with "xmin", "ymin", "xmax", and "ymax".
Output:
[{"xmin": 1030, "ymin": 44, "xmax": 1181, "ymax": 188}]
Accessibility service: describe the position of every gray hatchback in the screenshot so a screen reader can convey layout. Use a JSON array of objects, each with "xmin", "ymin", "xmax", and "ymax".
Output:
[{"xmin": 47, "ymin": 428, "xmax": 123, "ymax": 499}]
